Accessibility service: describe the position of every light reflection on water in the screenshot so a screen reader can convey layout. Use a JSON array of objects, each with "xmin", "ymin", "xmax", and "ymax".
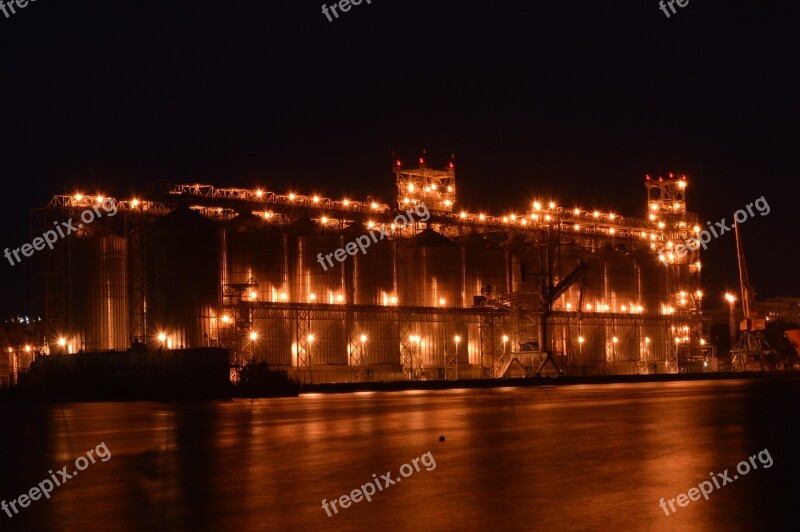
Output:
[{"xmin": 1, "ymin": 379, "xmax": 798, "ymax": 531}]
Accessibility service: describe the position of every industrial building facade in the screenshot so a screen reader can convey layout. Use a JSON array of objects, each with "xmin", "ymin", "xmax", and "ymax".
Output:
[{"xmin": 32, "ymin": 162, "xmax": 711, "ymax": 383}]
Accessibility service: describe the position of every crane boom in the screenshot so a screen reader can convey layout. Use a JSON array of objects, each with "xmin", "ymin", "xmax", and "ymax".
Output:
[
  {"xmin": 733, "ymin": 218, "xmax": 764, "ymax": 331},
  {"xmin": 734, "ymin": 219, "xmax": 753, "ymax": 320}
]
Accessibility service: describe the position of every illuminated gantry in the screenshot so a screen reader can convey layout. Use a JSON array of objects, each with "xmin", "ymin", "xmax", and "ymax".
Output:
[
  {"xmin": 394, "ymin": 156, "xmax": 456, "ymax": 213},
  {"xmin": 646, "ymin": 172, "xmax": 687, "ymax": 217}
]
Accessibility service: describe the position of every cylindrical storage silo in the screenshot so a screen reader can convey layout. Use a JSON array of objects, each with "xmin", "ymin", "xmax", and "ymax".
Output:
[
  {"xmin": 307, "ymin": 318, "xmax": 347, "ymax": 365},
  {"xmin": 582, "ymin": 249, "xmax": 606, "ymax": 312},
  {"xmin": 226, "ymin": 213, "xmax": 288, "ymax": 301},
  {"xmin": 398, "ymin": 229, "xmax": 463, "ymax": 308},
  {"xmin": 579, "ymin": 323, "xmax": 606, "ymax": 366},
  {"xmin": 633, "ymin": 249, "xmax": 670, "ymax": 315},
  {"xmin": 504, "ymin": 235, "xmax": 540, "ymax": 292},
  {"xmin": 462, "ymin": 233, "xmax": 508, "ymax": 307},
  {"xmin": 288, "ymin": 218, "xmax": 345, "ymax": 304},
  {"xmin": 67, "ymin": 226, "xmax": 129, "ymax": 351},
  {"xmin": 358, "ymin": 321, "xmax": 401, "ymax": 366},
  {"xmin": 252, "ymin": 312, "xmax": 293, "ymax": 367},
  {"xmin": 346, "ymin": 223, "xmax": 396, "ymax": 306},
  {"xmin": 600, "ymin": 245, "xmax": 638, "ymax": 313},
  {"xmin": 143, "ymin": 205, "xmax": 225, "ymax": 349}
]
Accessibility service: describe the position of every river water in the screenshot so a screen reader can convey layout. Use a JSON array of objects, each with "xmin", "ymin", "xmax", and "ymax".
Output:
[{"xmin": 1, "ymin": 378, "xmax": 798, "ymax": 531}]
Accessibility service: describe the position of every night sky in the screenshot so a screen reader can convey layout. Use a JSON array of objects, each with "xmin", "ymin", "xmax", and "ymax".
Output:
[{"xmin": 1, "ymin": 0, "xmax": 797, "ymax": 317}]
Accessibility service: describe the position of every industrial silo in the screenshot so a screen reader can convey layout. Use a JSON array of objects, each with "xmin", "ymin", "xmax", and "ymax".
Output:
[
  {"xmin": 306, "ymin": 318, "xmax": 347, "ymax": 366},
  {"xmin": 67, "ymin": 225, "xmax": 129, "ymax": 351},
  {"xmin": 404, "ymin": 321, "xmax": 455, "ymax": 372},
  {"xmin": 633, "ymin": 248, "xmax": 670, "ymax": 316},
  {"xmin": 226, "ymin": 214, "xmax": 292, "ymax": 366},
  {"xmin": 354, "ymin": 318, "xmax": 401, "ymax": 367},
  {"xmin": 599, "ymin": 245, "xmax": 638, "ymax": 312},
  {"xmin": 250, "ymin": 313, "xmax": 293, "ymax": 367},
  {"xmin": 634, "ymin": 248, "xmax": 670, "ymax": 370},
  {"xmin": 346, "ymin": 222, "xmax": 396, "ymax": 306},
  {"xmin": 143, "ymin": 205, "xmax": 225, "ymax": 349},
  {"xmin": 226, "ymin": 213, "xmax": 288, "ymax": 301},
  {"xmin": 502, "ymin": 234, "xmax": 543, "ymax": 310},
  {"xmin": 398, "ymin": 228, "xmax": 463, "ymax": 308},
  {"xmin": 288, "ymin": 218, "xmax": 346, "ymax": 367},
  {"xmin": 462, "ymin": 232, "xmax": 508, "ymax": 307},
  {"xmin": 286, "ymin": 218, "xmax": 347, "ymax": 368},
  {"xmin": 599, "ymin": 246, "xmax": 639, "ymax": 372},
  {"xmin": 398, "ymin": 229, "xmax": 464, "ymax": 373},
  {"xmin": 287, "ymin": 218, "xmax": 345, "ymax": 304},
  {"xmin": 345, "ymin": 222, "xmax": 401, "ymax": 367}
]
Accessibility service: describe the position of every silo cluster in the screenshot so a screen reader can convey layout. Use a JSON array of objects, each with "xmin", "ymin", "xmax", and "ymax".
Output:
[{"xmin": 34, "ymin": 176, "xmax": 697, "ymax": 382}]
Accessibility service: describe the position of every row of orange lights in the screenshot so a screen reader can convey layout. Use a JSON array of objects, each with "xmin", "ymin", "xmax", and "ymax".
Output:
[
  {"xmin": 563, "ymin": 303, "xmax": 645, "ymax": 313},
  {"xmin": 6, "ymin": 345, "xmax": 34, "ymax": 352},
  {"xmin": 578, "ymin": 336, "xmax": 652, "ymax": 344},
  {"xmin": 214, "ymin": 291, "xmax": 409, "ymax": 306},
  {"xmin": 70, "ymin": 191, "xmax": 692, "ymax": 242},
  {"xmin": 575, "ymin": 336, "xmax": 705, "ymax": 346}
]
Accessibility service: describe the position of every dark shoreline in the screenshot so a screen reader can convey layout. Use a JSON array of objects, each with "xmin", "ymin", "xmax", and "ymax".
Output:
[
  {"xmin": 300, "ymin": 370, "xmax": 800, "ymax": 395},
  {"xmin": 3, "ymin": 371, "xmax": 797, "ymax": 404}
]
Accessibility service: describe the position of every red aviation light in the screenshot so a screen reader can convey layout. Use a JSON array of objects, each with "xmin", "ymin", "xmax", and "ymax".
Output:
[
  {"xmin": 448, "ymin": 161, "xmax": 454, "ymax": 169},
  {"xmin": 395, "ymin": 160, "xmax": 402, "ymax": 167},
  {"xmin": 669, "ymin": 172, "xmax": 674, "ymax": 178},
  {"xmin": 419, "ymin": 157, "xmax": 425, "ymax": 165},
  {"xmin": 645, "ymin": 174, "xmax": 651, "ymax": 181}
]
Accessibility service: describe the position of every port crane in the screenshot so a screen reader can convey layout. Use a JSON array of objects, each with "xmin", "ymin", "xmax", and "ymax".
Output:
[{"xmin": 730, "ymin": 219, "xmax": 775, "ymax": 371}]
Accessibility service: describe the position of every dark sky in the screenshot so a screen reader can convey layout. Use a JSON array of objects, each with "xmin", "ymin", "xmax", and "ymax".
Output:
[{"xmin": 0, "ymin": 0, "xmax": 797, "ymax": 316}]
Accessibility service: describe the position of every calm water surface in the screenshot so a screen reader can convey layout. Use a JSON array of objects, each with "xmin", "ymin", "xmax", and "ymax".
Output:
[{"xmin": 2, "ymin": 379, "xmax": 799, "ymax": 531}]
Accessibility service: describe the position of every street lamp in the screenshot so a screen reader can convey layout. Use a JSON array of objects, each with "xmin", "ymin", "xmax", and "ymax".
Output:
[
  {"xmin": 725, "ymin": 292, "xmax": 736, "ymax": 349},
  {"xmin": 452, "ymin": 335, "xmax": 461, "ymax": 380},
  {"xmin": 611, "ymin": 336, "xmax": 618, "ymax": 370},
  {"xmin": 349, "ymin": 334, "xmax": 367, "ymax": 381},
  {"xmin": 408, "ymin": 335, "xmax": 421, "ymax": 379},
  {"xmin": 218, "ymin": 314, "xmax": 232, "ymax": 347},
  {"xmin": 249, "ymin": 331, "xmax": 259, "ymax": 361},
  {"xmin": 578, "ymin": 336, "xmax": 585, "ymax": 375}
]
